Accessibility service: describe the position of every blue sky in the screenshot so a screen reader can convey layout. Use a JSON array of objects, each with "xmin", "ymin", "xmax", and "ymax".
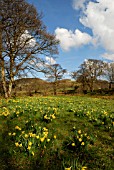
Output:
[{"xmin": 27, "ymin": 0, "xmax": 114, "ymax": 78}]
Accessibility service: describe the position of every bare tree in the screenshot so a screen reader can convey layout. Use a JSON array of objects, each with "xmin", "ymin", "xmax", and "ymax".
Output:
[
  {"xmin": 0, "ymin": 67, "xmax": 1, "ymax": 81},
  {"xmin": 105, "ymin": 62, "xmax": 114, "ymax": 89},
  {"xmin": 71, "ymin": 59, "xmax": 106, "ymax": 92},
  {"xmin": 71, "ymin": 66, "xmax": 88, "ymax": 92},
  {"xmin": 0, "ymin": 0, "xmax": 59, "ymax": 98},
  {"xmin": 44, "ymin": 64, "xmax": 66, "ymax": 95}
]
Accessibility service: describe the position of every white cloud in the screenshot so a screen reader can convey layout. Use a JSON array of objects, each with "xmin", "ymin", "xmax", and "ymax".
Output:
[
  {"xmin": 19, "ymin": 30, "xmax": 36, "ymax": 48},
  {"xmin": 72, "ymin": 0, "xmax": 88, "ymax": 10},
  {"xmin": 79, "ymin": 0, "xmax": 114, "ymax": 56},
  {"xmin": 55, "ymin": 0, "xmax": 114, "ymax": 61},
  {"xmin": 55, "ymin": 27, "xmax": 92, "ymax": 51},
  {"xmin": 45, "ymin": 57, "xmax": 56, "ymax": 65},
  {"xmin": 102, "ymin": 53, "xmax": 114, "ymax": 61}
]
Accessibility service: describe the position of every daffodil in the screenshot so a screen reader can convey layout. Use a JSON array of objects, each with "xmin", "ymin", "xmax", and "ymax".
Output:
[
  {"xmin": 43, "ymin": 131, "xmax": 48, "ymax": 136},
  {"xmin": 15, "ymin": 126, "xmax": 21, "ymax": 130},
  {"xmin": 54, "ymin": 135, "xmax": 56, "ymax": 139},
  {"xmin": 87, "ymin": 136, "xmax": 90, "ymax": 140},
  {"xmin": 12, "ymin": 132, "xmax": 16, "ymax": 136},
  {"xmin": 27, "ymin": 146, "xmax": 31, "ymax": 150},
  {"xmin": 72, "ymin": 143, "xmax": 75, "ymax": 146},
  {"xmin": 31, "ymin": 151, "xmax": 34, "ymax": 156},
  {"xmin": 15, "ymin": 142, "xmax": 19, "ymax": 147},
  {"xmin": 40, "ymin": 137, "xmax": 45, "ymax": 142},
  {"xmin": 47, "ymin": 138, "xmax": 50, "ymax": 142},
  {"xmin": 79, "ymin": 138, "xmax": 82, "ymax": 142},
  {"xmin": 8, "ymin": 132, "xmax": 12, "ymax": 136},
  {"xmin": 16, "ymin": 111, "xmax": 19, "ymax": 115},
  {"xmin": 25, "ymin": 134, "xmax": 28, "ymax": 138},
  {"xmin": 44, "ymin": 115, "xmax": 48, "ymax": 119},
  {"xmin": 19, "ymin": 143, "xmax": 22, "ymax": 147},
  {"xmin": 81, "ymin": 142, "xmax": 85, "ymax": 146},
  {"xmin": 51, "ymin": 114, "xmax": 56, "ymax": 119},
  {"xmin": 81, "ymin": 134, "xmax": 83, "ymax": 137},
  {"xmin": 28, "ymin": 141, "xmax": 32, "ymax": 146},
  {"xmin": 78, "ymin": 130, "xmax": 81, "ymax": 134},
  {"xmin": 84, "ymin": 133, "xmax": 87, "ymax": 136},
  {"xmin": 43, "ymin": 127, "xmax": 48, "ymax": 131},
  {"xmin": 65, "ymin": 167, "xmax": 71, "ymax": 170},
  {"xmin": 29, "ymin": 132, "xmax": 33, "ymax": 137},
  {"xmin": 36, "ymin": 135, "xmax": 39, "ymax": 139},
  {"xmin": 32, "ymin": 133, "xmax": 36, "ymax": 137},
  {"xmin": 82, "ymin": 166, "xmax": 87, "ymax": 170}
]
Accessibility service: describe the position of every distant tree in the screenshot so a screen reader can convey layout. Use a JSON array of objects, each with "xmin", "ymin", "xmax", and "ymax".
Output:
[
  {"xmin": 0, "ymin": 0, "xmax": 59, "ymax": 98},
  {"xmin": 44, "ymin": 64, "xmax": 66, "ymax": 95},
  {"xmin": 105, "ymin": 62, "xmax": 114, "ymax": 89},
  {"xmin": 0, "ymin": 67, "xmax": 1, "ymax": 81},
  {"xmin": 71, "ymin": 66, "xmax": 88, "ymax": 92},
  {"xmin": 71, "ymin": 59, "xmax": 106, "ymax": 92}
]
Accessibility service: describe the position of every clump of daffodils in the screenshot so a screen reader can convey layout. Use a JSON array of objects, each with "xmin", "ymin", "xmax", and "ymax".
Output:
[
  {"xmin": 8, "ymin": 125, "xmax": 57, "ymax": 157},
  {"xmin": 2, "ymin": 107, "xmax": 10, "ymax": 117},
  {"xmin": 43, "ymin": 113, "xmax": 56, "ymax": 123},
  {"xmin": 64, "ymin": 127, "xmax": 95, "ymax": 153},
  {"xmin": 15, "ymin": 126, "xmax": 21, "ymax": 131}
]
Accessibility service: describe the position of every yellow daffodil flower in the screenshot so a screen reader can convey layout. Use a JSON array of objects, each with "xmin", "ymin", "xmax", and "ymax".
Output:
[
  {"xmin": 79, "ymin": 138, "xmax": 82, "ymax": 142},
  {"xmin": 65, "ymin": 167, "xmax": 71, "ymax": 170},
  {"xmin": 51, "ymin": 114, "xmax": 56, "ymax": 119},
  {"xmin": 15, "ymin": 142, "xmax": 19, "ymax": 147},
  {"xmin": 78, "ymin": 130, "xmax": 81, "ymax": 134},
  {"xmin": 36, "ymin": 135, "xmax": 39, "ymax": 139},
  {"xmin": 81, "ymin": 142, "xmax": 85, "ymax": 146},
  {"xmin": 47, "ymin": 138, "xmax": 50, "ymax": 142},
  {"xmin": 8, "ymin": 132, "xmax": 12, "ymax": 136},
  {"xmin": 82, "ymin": 166, "xmax": 87, "ymax": 170},
  {"xmin": 12, "ymin": 132, "xmax": 16, "ymax": 136},
  {"xmin": 28, "ymin": 141, "xmax": 32, "ymax": 146},
  {"xmin": 32, "ymin": 151, "xmax": 34, "ymax": 156},
  {"xmin": 72, "ymin": 143, "xmax": 75, "ymax": 146},
  {"xmin": 15, "ymin": 126, "xmax": 21, "ymax": 130},
  {"xmin": 19, "ymin": 143, "xmax": 22, "ymax": 147},
  {"xmin": 40, "ymin": 137, "xmax": 45, "ymax": 142},
  {"xmin": 27, "ymin": 146, "xmax": 31, "ymax": 150},
  {"xmin": 54, "ymin": 135, "xmax": 56, "ymax": 139},
  {"xmin": 25, "ymin": 134, "xmax": 28, "ymax": 138}
]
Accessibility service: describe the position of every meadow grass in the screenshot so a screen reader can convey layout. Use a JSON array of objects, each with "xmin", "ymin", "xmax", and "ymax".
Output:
[{"xmin": 0, "ymin": 96, "xmax": 114, "ymax": 170}]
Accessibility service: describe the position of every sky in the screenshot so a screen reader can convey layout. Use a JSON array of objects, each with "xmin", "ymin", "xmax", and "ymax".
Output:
[{"xmin": 27, "ymin": 0, "xmax": 114, "ymax": 79}]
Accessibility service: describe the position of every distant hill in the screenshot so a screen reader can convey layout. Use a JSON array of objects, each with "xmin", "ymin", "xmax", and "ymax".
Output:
[
  {"xmin": 15, "ymin": 78, "xmax": 46, "ymax": 87},
  {"xmin": 0, "ymin": 78, "xmax": 114, "ymax": 97},
  {"xmin": 13, "ymin": 78, "xmax": 50, "ymax": 96}
]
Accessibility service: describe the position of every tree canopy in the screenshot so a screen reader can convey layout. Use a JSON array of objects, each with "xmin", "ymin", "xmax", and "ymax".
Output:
[
  {"xmin": 44, "ymin": 63, "xmax": 66, "ymax": 95},
  {"xmin": 0, "ymin": 0, "xmax": 59, "ymax": 98},
  {"xmin": 71, "ymin": 59, "xmax": 107, "ymax": 92}
]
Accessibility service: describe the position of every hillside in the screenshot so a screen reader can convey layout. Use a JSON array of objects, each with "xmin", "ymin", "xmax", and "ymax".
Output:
[{"xmin": 0, "ymin": 78, "xmax": 114, "ymax": 97}]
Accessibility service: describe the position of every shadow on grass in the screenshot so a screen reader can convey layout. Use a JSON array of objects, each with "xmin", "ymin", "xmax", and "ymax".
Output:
[
  {"xmin": 0, "ymin": 131, "xmax": 17, "ymax": 170},
  {"xmin": 0, "ymin": 130, "xmax": 63, "ymax": 170}
]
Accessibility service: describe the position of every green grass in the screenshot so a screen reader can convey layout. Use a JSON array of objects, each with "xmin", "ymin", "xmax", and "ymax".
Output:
[{"xmin": 0, "ymin": 96, "xmax": 114, "ymax": 170}]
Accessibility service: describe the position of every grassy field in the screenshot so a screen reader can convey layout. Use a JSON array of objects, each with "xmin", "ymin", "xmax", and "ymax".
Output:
[{"xmin": 0, "ymin": 96, "xmax": 114, "ymax": 170}]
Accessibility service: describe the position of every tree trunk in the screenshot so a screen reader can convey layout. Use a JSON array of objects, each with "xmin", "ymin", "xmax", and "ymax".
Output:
[
  {"xmin": 7, "ymin": 77, "xmax": 14, "ymax": 97},
  {"xmin": 0, "ymin": 28, "xmax": 8, "ymax": 98},
  {"xmin": 53, "ymin": 82, "xmax": 57, "ymax": 95},
  {"xmin": 1, "ymin": 62, "xmax": 8, "ymax": 98},
  {"xmin": 0, "ymin": 33, "xmax": 7, "ymax": 97},
  {"xmin": 0, "ymin": 59, "xmax": 14, "ymax": 98},
  {"xmin": 109, "ymin": 82, "xmax": 112, "ymax": 89},
  {"xmin": 89, "ymin": 80, "xmax": 94, "ymax": 92}
]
